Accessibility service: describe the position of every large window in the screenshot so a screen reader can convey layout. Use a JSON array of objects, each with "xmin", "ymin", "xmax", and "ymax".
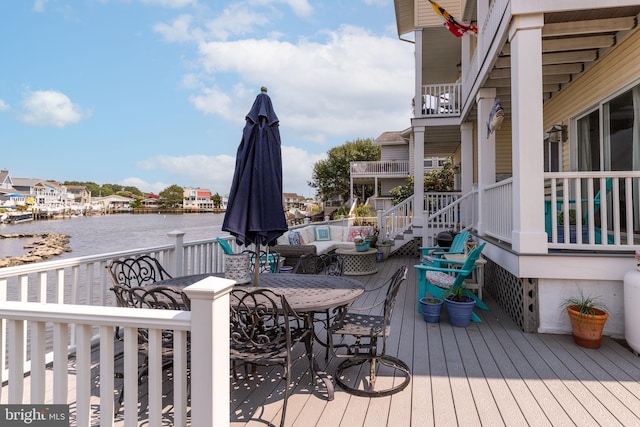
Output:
[
  {"xmin": 576, "ymin": 84, "xmax": 640, "ymax": 231},
  {"xmin": 577, "ymin": 86, "xmax": 640, "ymax": 172}
]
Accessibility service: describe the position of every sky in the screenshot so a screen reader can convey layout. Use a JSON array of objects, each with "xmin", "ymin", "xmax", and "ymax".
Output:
[{"xmin": 0, "ymin": 0, "xmax": 414, "ymax": 198}]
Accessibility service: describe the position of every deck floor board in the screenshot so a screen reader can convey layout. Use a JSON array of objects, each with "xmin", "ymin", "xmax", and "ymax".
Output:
[{"xmin": 6, "ymin": 255, "xmax": 640, "ymax": 426}]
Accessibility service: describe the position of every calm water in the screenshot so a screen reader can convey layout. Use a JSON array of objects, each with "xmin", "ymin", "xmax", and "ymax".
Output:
[{"xmin": 0, "ymin": 213, "xmax": 227, "ymax": 260}]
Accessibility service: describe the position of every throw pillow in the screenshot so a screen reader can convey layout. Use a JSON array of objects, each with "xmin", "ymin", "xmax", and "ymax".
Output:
[
  {"xmin": 314, "ymin": 226, "xmax": 331, "ymax": 241},
  {"xmin": 289, "ymin": 231, "xmax": 304, "ymax": 245}
]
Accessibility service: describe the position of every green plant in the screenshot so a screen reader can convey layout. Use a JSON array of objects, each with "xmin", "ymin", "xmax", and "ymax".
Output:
[
  {"xmin": 444, "ymin": 286, "xmax": 472, "ymax": 302},
  {"xmin": 560, "ymin": 292, "xmax": 607, "ymax": 323},
  {"xmin": 557, "ymin": 209, "xmax": 577, "ymax": 225}
]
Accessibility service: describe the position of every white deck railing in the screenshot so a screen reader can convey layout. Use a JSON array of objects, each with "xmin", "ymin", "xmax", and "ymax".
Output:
[
  {"xmin": 484, "ymin": 178, "xmax": 513, "ymax": 243},
  {"xmin": 378, "ymin": 195, "xmax": 414, "ymax": 241},
  {"xmin": 350, "ymin": 161, "xmax": 410, "ymax": 177},
  {"xmin": 0, "ymin": 276, "xmax": 232, "ymax": 427},
  {"xmin": 420, "ymin": 83, "xmax": 462, "ymax": 117}
]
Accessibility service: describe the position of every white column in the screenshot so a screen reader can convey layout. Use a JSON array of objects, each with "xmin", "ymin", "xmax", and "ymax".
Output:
[
  {"xmin": 476, "ymin": 88, "xmax": 497, "ymax": 236},
  {"xmin": 510, "ymin": 13, "xmax": 548, "ymax": 253},
  {"xmin": 460, "ymin": 122, "xmax": 474, "ymax": 228},
  {"xmin": 415, "ymin": 28, "xmax": 423, "ymax": 118},
  {"xmin": 183, "ymin": 276, "xmax": 235, "ymax": 427},
  {"xmin": 414, "ymin": 127, "xmax": 425, "ymax": 235}
]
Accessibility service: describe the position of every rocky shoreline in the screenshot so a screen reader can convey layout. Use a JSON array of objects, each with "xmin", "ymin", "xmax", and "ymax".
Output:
[{"xmin": 0, "ymin": 233, "xmax": 72, "ymax": 268}]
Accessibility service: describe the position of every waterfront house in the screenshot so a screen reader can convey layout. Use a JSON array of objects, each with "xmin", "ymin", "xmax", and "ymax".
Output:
[
  {"xmin": 182, "ymin": 187, "xmax": 213, "ymax": 210},
  {"xmin": 388, "ymin": 0, "xmax": 640, "ymax": 337},
  {"xmin": 93, "ymin": 194, "xmax": 135, "ymax": 212}
]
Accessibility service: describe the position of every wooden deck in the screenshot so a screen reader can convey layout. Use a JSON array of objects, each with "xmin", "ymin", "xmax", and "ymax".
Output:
[{"xmin": 8, "ymin": 255, "xmax": 640, "ymax": 426}]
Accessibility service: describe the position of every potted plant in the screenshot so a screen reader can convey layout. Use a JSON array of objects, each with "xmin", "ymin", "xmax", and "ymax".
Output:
[
  {"xmin": 419, "ymin": 297, "xmax": 444, "ymax": 323},
  {"xmin": 376, "ymin": 236, "xmax": 393, "ymax": 260},
  {"xmin": 557, "ymin": 208, "xmax": 588, "ymax": 243},
  {"xmin": 561, "ymin": 293, "xmax": 609, "ymax": 349},
  {"xmin": 443, "ymin": 286, "xmax": 476, "ymax": 327}
]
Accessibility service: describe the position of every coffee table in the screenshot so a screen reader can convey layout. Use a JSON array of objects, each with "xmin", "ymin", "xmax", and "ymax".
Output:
[{"xmin": 335, "ymin": 248, "xmax": 378, "ymax": 275}]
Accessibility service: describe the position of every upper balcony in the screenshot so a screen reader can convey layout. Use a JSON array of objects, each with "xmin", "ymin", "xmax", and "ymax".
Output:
[
  {"xmin": 415, "ymin": 82, "xmax": 462, "ymax": 118},
  {"xmin": 350, "ymin": 161, "xmax": 410, "ymax": 178}
]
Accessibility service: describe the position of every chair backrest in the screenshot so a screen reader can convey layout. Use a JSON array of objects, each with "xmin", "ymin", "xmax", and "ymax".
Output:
[
  {"xmin": 216, "ymin": 237, "xmax": 235, "ymax": 255},
  {"xmin": 450, "ymin": 242, "xmax": 486, "ymax": 287},
  {"xmin": 243, "ymin": 249, "xmax": 280, "ymax": 273},
  {"xmin": 107, "ymin": 255, "xmax": 172, "ymax": 289},
  {"xmin": 111, "ymin": 283, "xmax": 190, "ymax": 310},
  {"xmin": 293, "ymin": 253, "xmax": 325, "ymax": 274},
  {"xmin": 321, "ymin": 253, "xmax": 345, "ymax": 276},
  {"xmin": 383, "ymin": 266, "xmax": 408, "ymax": 327},
  {"xmin": 229, "ymin": 288, "xmax": 298, "ymax": 354},
  {"xmin": 448, "ymin": 231, "xmax": 470, "ymax": 254}
]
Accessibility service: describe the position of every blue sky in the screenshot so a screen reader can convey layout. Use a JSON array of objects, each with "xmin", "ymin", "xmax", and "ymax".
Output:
[{"xmin": 0, "ymin": 0, "xmax": 414, "ymax": 197}]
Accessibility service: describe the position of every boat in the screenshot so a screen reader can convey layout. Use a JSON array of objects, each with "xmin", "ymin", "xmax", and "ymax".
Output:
[{"xmin": 4, "ymin": 212, "xmax": 34, "ymax": 224}]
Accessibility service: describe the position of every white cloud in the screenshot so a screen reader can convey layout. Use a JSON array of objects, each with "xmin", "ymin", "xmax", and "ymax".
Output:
[
  {"xmin": 0, "ymin": 99, "xmax": 9, "ymax": 111},
  {"xmin": 119, "ymin": 177, "xmax": 169, "ymax": 194},
  {"xmin": 135, "ymin": 145, "xmax": 323, "ymax": 196},
  {"xmin": 20, "ymin": 90, "xmax": 89, "ymax": 127},
  {"xmin": 190, "ymin": 25, "xmax": 414, "ymax": 144},
  {"xmin": 251, "ymin": 0, "xmax": 313, "ymax": 17},
  {"xmin": 138, "ymin": 0, "xmax": 197, "ymax": 8},
  {"xmin": 363, "ymin": 0, "xmax": 387, "ymax": 6},
  {"xmin": 33, "ymin": 0, "xmax": 48, "ymax": 12}
]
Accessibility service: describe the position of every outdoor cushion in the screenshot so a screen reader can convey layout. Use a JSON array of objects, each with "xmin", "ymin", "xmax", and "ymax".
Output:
[
  {"xmin": 425, "ymin": 271, "xmax": 455, "ymax": 289},
  {"xmin": 289, "ymin": 231, "xmax": 303, "ymax": 245},
  {"xmin": 314, "ymin": 226, "xmax": 331, "ymax": 241}
]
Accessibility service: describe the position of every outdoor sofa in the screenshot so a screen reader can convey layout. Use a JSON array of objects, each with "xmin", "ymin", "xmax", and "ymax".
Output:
[{"xmin": 273, "ymin": 225, "xmax": 375, "ymax": 268}]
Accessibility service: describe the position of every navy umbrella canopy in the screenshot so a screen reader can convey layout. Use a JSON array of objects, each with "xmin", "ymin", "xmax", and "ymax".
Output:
[{"xmin": 222, "ymin": 88, "xmax": 288, "ymax": 249}]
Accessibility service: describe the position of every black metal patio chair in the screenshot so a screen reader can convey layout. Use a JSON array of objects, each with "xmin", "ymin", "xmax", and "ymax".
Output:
[
  {"xmin": 327, "ymin": 265, "xmax": 410, "ymax": 397},
  {"xmin": 107, "ymin": 255, "xmax": 172, "ymax": 289},
  {"xmin": 230, "ymin": 288, "xmax": 312, "ymax": 427}
]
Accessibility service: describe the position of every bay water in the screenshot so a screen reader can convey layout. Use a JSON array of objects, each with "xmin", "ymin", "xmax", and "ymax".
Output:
[{"xmin": 0, "ymin": 213, "xmax": 227, "ymax": 260}]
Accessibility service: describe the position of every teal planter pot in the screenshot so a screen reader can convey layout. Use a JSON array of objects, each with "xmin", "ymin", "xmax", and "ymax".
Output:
[
  {"xmin": 444, "ymin": 297, "xmax": 475, "ymax": 327},
  {"xmin": 419, "ymin": 297, "xmax": 444, "ymax": 323}
]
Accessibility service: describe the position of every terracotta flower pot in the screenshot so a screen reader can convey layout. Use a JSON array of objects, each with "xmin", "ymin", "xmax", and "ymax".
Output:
[{"xmin": 566, "ymin": 305, "xmax": 609, "ymax": 349}]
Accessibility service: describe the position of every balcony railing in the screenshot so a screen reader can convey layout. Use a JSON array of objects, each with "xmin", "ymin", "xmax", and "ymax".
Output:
[
  {"xmin": 419, "ymin": 83, "xmax": 462, "ymax": 117},
  {"xmin": 350, "ymin": 161, "xmax": 410, "ymax": 177}
]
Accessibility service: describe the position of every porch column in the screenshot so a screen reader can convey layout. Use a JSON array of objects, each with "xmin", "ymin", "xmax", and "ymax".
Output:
[
  {"xmin": 415, "ymin": 28, "xmax": 423, "ymax": 118},
  {"xmin": 460, "ymin": 122, "xmax": 474, "ymax": 228},
  {"xmin": 510, "ymin": 13, "xmax": 548, "ymax": 253},
  {"xmin": 476, "ymin": 88, "xmax": 497, "ymax": 236},
  {"xmin": 414, "ymin": 126, "xmax": 425, "ymax": 235}
]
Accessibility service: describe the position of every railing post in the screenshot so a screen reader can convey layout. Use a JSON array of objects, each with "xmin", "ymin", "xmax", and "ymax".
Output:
[
  {"xmin": 167, "ymin": 230, "xmax": 186, "ymax": 276},
  {"xmin": 183, "ymin": 276, "xmax": 235, "ymax": 427},
  {"xmin": 377, "ymin": 210, "xmax": 385, "ymax": 240}
]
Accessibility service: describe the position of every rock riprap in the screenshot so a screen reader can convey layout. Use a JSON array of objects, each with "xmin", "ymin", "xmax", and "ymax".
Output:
[{"xmin": 0, "ymin": 233, "xmax": 71, "ymax": 268}]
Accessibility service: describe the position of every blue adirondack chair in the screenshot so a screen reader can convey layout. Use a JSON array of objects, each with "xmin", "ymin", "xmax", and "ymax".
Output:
[
  {"xmin": 414, "ymin": 243, "xmax": 487, "ymax": 323},
  {"xmin": 420, "ymin": 231, "xmax": 470, "ymax": 266}
]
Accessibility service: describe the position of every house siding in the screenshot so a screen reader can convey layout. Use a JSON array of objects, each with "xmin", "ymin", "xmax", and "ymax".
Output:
[
  {"xmin": 416, "ymin": 0, "xmax": 461, "ymax": 28},
  {"xmin": 543, "ymin": 27, "xmax": 640, "ymax": 170},
  {"xmin": 381, "ymin": 145, "xmax": 409, "ymax": 162}
]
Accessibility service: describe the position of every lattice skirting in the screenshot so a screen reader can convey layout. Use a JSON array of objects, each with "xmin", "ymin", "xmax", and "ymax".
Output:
[
  {"xmin": 484, "ymin": 259, "xmax": 538, "ymax": 333},
  {"xmin": 390, "ymin": 237, "xmax": 421, "ymax": 258}
]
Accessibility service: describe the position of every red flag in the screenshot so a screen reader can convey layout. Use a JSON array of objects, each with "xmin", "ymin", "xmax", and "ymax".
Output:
[{"xmin": 428, "ymin": 0, "xmax": 478, "ymax": 37}]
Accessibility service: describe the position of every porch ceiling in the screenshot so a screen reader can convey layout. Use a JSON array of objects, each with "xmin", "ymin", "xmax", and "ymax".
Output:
[{"xmin": 477, "ymin": 7, "xmax": 640, "ymax": 118}]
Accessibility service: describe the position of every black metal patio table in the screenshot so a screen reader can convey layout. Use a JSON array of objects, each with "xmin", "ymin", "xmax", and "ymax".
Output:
[{"xmin": 147, "ymin": 272, "xmax": 365, "ymax": 399}]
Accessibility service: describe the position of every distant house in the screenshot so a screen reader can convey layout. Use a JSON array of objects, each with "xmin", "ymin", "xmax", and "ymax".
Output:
[
  {"xmin": 282, "ymin": 193, "xmax": 305, "ymax": 210},
  {"xmin": 0, "ymin": 170, "xmax": 14, "ymax": 191},
  {"xmin": 11, "ymin": 178, "xmax": 68, "ymax": 207},
  {"xmin": 92, "ymin": 195, "xmax": 134, "ymax": 211},
  {"xmin": 66, "ymin": 185, "xmax": 91, "ymax": 205},
  {"xmin": 183, "ymin": 187, "xmax": 213, "ymax": 210}
]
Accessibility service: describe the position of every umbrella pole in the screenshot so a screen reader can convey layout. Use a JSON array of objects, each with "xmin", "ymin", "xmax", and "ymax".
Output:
[{"xmin": 254, "ymin": 243, "xmax": 260, "ymax": 286}]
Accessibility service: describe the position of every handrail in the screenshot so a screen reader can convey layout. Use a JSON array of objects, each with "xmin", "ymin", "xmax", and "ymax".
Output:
[{"xmin": 378, "ymin": 195, "xmax": 414, "ymax": 241}]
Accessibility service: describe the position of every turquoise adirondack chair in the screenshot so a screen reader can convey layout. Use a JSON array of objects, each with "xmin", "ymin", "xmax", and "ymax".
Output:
[
  {"xmin": 420, "ymin": 231, "xmax": 470, "ymax": 266},
  {"xmin": 414, "ymin": 242, "xmax": 487, "ymax": 323}
]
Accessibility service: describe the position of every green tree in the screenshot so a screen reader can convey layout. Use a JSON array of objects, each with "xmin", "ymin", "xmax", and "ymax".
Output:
[
  {"xmin": 390, "ymin": 158, "xmax": 455, "ymax": 205},
  {"xmin": 211, "ymin": 193, "xmax": 222, "ymax": 209},
  {"xmin": 159, "ymin": 184, "xmax": 184, "ymax": 208},
  {"xmin": 309, "ymin": 138, "xmax": 380, "ymax": 202}
]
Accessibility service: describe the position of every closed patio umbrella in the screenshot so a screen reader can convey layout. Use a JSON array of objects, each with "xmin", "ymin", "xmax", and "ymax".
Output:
[{"xmin": 222, "ymin": 87, "xmax": 288, "ymax": 285}]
